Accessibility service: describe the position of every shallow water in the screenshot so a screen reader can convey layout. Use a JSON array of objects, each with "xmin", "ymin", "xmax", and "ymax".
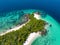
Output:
[
  {"xmin": 32, "ymin": 14, "xmax": 60, "ymax": 45},
  {"xmin": 0, "ymin": 9, "xmax": 60, "ymax": 45},
  {"xmin": 0, "ymin": 10, "xmax": 26, "ymax": 33},
  {"xmin": 0, "ymin": 9, "xmax": 37, "ymax": 33}
]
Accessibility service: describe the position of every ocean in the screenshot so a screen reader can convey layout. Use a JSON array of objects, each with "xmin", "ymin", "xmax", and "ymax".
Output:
[
  {"xmin": 0, "ymin": 0, "xmax": 60, "ymax": 22},
  {"xmin": 0, "ymin": 0, "xmax": 60, "ymax": 45}
]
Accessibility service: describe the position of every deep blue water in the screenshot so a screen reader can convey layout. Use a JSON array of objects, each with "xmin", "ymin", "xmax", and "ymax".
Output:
[{"xmin": 0, "ymin": 0, "xmax": 60, "ymax": 23}]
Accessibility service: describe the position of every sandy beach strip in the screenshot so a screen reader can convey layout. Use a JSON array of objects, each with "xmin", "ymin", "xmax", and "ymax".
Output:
[
  {"xmin": 0, "ymin": 20, "xmax": 30, "ymax": 36},
  {"xmin": 23, "ymin": 23, "xmax": 50, "ymax": 45},
  {"xmin": 23, "ymin": 32, "xmax": 41, "ymax": 45},
  {"xmin": 23, "ymin": 24, "xmax": 50, "ymax": 45}
]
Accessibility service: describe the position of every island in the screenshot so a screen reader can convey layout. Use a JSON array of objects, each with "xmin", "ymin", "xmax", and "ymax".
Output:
[{"xmin": 0, "ymin": 12, "xmax": 48, "ymax": 45}]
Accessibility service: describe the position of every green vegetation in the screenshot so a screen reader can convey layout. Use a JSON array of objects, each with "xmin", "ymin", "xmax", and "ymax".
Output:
[{"xmin": 0, "ymin": 14, "xmax": 46, "ymax": 45}]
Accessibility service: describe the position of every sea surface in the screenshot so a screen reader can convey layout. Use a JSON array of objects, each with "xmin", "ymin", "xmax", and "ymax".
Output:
[
  {"xmin": 0, "ymin": 0, "xmax": 60, "ymax": 22},
  {"xmin": 0, "ymin": 0, "xmax": 60, "ymax": 45}
]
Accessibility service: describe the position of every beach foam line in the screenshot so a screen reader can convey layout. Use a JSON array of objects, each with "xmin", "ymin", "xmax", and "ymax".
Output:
[
  {"xmin": 23, "ymin": 32, "xmax": 41, "ymax": 45},
  {"xmin": 0, "ymin": 20, "xmax": 30, "ymax": 36},
  {"xmin": 34, "ymin": 12, "xmax": 41, "ymax": 20},
  {"xmin": 45, "ymin": 24, "xmax": 50, "ymax": 29}
]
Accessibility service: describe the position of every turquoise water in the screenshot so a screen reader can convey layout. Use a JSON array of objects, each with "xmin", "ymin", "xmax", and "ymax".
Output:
[
  {"xmin": 0, "ymin": 10, "xmax": 26, "ymax": 33},
  {"xmin": 0, "ymin": 9, "xmax": 37, "ymax": 33},
  {"xmin": 32, "ymin": 14, "xmax": 60, "ymax": 45},
  {"xmin": 0, "ymin": 9, "xmax": 60, "ymax": 45}
]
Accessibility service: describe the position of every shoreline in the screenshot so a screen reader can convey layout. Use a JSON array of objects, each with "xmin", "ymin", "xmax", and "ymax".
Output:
[
  {"xmin": 23, "ymin": 32, "xmax": 41, "ymax": 45},
  {"xmin": 23, "ymin": 23, "xmax": 50, "ymax": 45},
  {"xmin": 23, "ymin": 13, "xmax": 50, "ymax": 45},
  {"xmin": 0, "ymin": 20, "xmax": 30, "ymax": 36}
]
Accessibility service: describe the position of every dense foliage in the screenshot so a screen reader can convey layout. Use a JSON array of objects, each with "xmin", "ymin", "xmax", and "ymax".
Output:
[{"xmin": 0, "ymin": 14, "xmax": 45, "ymax": 45}]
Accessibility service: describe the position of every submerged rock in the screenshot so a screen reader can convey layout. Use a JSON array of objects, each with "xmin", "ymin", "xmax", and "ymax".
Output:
[
  {"xmin": 41, "ymin": 29, "xmax": 47, "ymax": 36},
  {"xmin": 50, "ymin": 24, "xmax": 52, "ymax": 27}
]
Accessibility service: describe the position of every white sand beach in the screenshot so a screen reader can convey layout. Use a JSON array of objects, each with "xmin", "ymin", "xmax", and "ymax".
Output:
[
  {"xmin": 0, "ymin": 20, "xmax": 30, "ymax": 36},
  {"xmin": 23, "ymin": 24, "xmax": 49, "ymax": 45},
  {"xmin": 23, "ymin": 32, "xmax": 41, "ymax": 45},
  {"xmin": 34, "ymin": 12, "xmax": 41, "ymax": 20}
]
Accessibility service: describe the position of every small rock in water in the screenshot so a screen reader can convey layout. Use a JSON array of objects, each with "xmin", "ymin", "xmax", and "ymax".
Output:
[
  {"xmin": 50, "ymin": 24, "xmax": 52, "ymax": 27},
  {"xmin": 41, "ymin": 29, "xmax": 47, "ymax": 36}
]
